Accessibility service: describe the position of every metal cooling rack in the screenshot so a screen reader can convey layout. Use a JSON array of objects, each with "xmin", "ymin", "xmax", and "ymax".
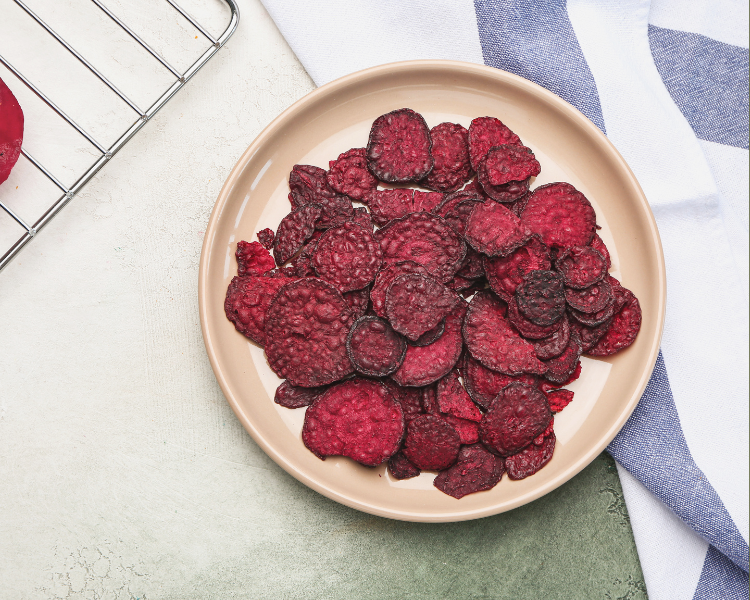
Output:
[{"xmin": 0, "ymin": 0, "xmax": 239, "ymax": 271}]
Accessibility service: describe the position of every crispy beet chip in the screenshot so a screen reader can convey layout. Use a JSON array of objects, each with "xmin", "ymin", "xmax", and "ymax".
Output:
[
  {"xmin": 224, "ymin": 275, "xmax": 293, "ymax": 345},
  {"xmin": 484, "ymin": 236, "xmax": 551, "ymax": 300},
  {"xmin": 274, "ymin": 381, "xmax": 328, "ymax": 409},
  {"xmin": 388, "ymin": 451, "xmax": 421, "ymax": 479},
  {"xmin": 375, "ymin": 212, "xmax": 467, "ymax": 283},
  {"xmin": 540, "ymin": 362, "xmax": 582, "ymax": 392},
  {"xmin": 408, "ymin": 318, "xmax": 445, "ymax": 347},
  {"xmin": 291, "ymin": 239, "xmax": 318, "ymax": 277},
  {"xmin": 462, "ymin": 354, "xmax": 540, "ymax": 410},
  {"xmin": 441, "ymin": 414, "xmax": 480, "ymax": 444},
  {"xmin": 288, "ymin": 164, "xmax": 332, "ymax": 208},
  {"xmin": 477, "ymin": 145, "xmax": 539, "ymax": 203},
  {"xmin": 326, "ymin": 148, "xmax": 378, "ymax": 201},
  {"xmin": 370, "ymin": 260, "xmax": 429, "ymax": 318},
  {"xmin": 556, "ymin": 246, "xmax": 607, "ymax": 289},
  {"xmin": 565, "ymin": 278, "xmax": 614, "ymax": 314},
  {"xmin": 422, "ymin": 122, "xmax": 472, "ymax": 193},
  {"xmin": 386, "ymin": 273, "xmax": 457, "ymax": 341},
  {"xmin": 506, "ymin": 296, "xmax": 563, "ymax": 340},
  {"xmin": 302, "ymin": 378, "xmax": 404, "ymax": 466},
  {"xmin": 236, "ymin": 240, "xmax": 275, "ymax": 277},
  {"xmin": 464, "ymin": 201, "xmax": 531, "ymax": 257},
  {"xmin": 464, "ymin": 292, "xmax": 547, "ymax": 375},
  {"xmin": 568, "ymin": 297, "xmax": 616, "ymax": 327},
  {"xmin": 533, "ymin": 315, "xmax": 571, "ymax": 360},
  {"xmin": 436, "ymin": 370, "xmax": 482, "ymax": 422},
  {"xmin": 435, "ymin": 189, "xmax": 484, "ymax": 219},
  {"xmin": 421, "ymin": 384, "xmax": 439, "ymax": 415},
  {"xmin": 312, "ymin": 222, "xmax": 382, "ymax": 292},
  {"xmin": 265, "ymin": 278, "xmax": 355, "ymax": 387},
  {"xmin": 571, "ymin": 318, "xmax": 612, "ymax": 353},
  {"xmin": 546, "ymin": 389, "xmax": 574, "ymax": 413},
  {"xmin": 515, "ymin": 270, "xmax": 566, "ymax": 326},
  {"xmin": 468, "ymin": 117, "xmax": 522, "ymax": 171},
  {"xmin": 444, "ymin": 199, "xmax": 484, "ymax": 236},
  {"xmin": 343, "ymin": 287, "xmax": 370, "ymax": 319},
  {"xmin": 403, "ymin": 414, "xmax": 461, "ymax": 470},
  {"xmin": 0, "ymin": 78, "xmax": 24, "ymax": 185},
  {"xmin": 273, "ymin": 203, "xmax": 322, "ymax": 265},
  {"xmin": 366, "ymin": 108, "xmax": 433, "ymax": 183},
  {"xmin": 391, "ymin": 300, "xmax": 467, "ymax": 387},
  {"xmin": 413, "ymin": 190, "xmax": 444, "ymax": 212},
  {"xmin": 480, "ymin": 382, "xmax": 552, "ymax": 457},
  {"xmin": 506, "ymin": 432, "xmax": 556, "ymax": 480},
  {"xmin": 434, "ymin": 444, "xmax": 505, "ymax": 499},
  {"xmin": 590, "ymin": 234, "xmax": 612, "ymax": 269},
  {"xmin": 366, "ymin": 188, "xmax": 414, "ymax": 226},
  {"xmin": 384, "ymin": 380, "xmax": 424, "ymax": 424},
  {"xmin": 256, "ymin": 228, "xmax": 275, "ymax": 250},
  {"xmin": 520, "ymin": 182, "xmax": 596, "ymax": 250},
  {"xmin": 346, "ymin": 316, "xmax": 406, "ymax": 377},
  {"xmin": 542, "ymin": 330, "xmax": 582, "ymax": 385},
  {"xmin": 456, "ymin": 247, "xmax": 485, "ymax": 280},
  {"xmin": 349, "ymin": 206, "xmax": 374, "ymax": 232},
  {"xmin": 587, "ymin": 285, "xmax": 642, "ymax": 356}
]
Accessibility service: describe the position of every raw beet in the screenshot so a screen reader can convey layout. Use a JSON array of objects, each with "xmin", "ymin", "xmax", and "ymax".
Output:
[
  {"xmin": 506, "ymin": 432, "xmax": 556, "ymax": 480},
  {"xmin": 403, "ymin": 414, "xmax": 461, "ymax": 471},
  {"xmin": 441, "ymin": 414, "xmax": 480, "ymax": 445},
  {"xmin": 327, "ymin": 147, "xmax": 378, "ymax": 201},
  {"xmin": 515, "ymin": 270, "xmax": 566, "ymax": 326},
  {"xmin": 546, "ymin": 389, "xmax": 574, "ymax": 413},
  {"xmin": 555, "ymin": 246, "xmax": 607, "ymax": 289},
  {"xmin": 343, "ymin": 287, "xmax": 370, "ymax": 320},
  {"xmin": 312, "ymin": 222, "xmax": 382, "ymax": 292},
  {"xmin": 477, "ymin": 145, "xmax": 539, "ymax": 203},
  {"xmin": 366, "ymin": 108, "xmax": 433, "ymax": 183},
  {"xmin": 288, "ymin": 164, "xmax": 354, "ymax": 228},
  {"xmin": 464, "ymin": 201, "xmax": 531, "ymax": 257},
  {"xmin": 256, "ymin": 228, "xmax": 275, "ymax": 250},
  {"xmin": 533, "ymin": 316, "xmax": 571, "ymax": 360},
  {"xmin": 385, "ymin": 273, "xmax": 457, "ymax": 341},
  {"xmin": 462, "ymin": 354, "xmax": 540, "ymax": 411},
  {"xmin": 224, "ymin": 275, "xmax": 293, "ymax": 345},
  {"xmin": 370, "ymin": 260, "xmax": 429, "ymax": 318},
  {"xmin": 236, "ymin": 240, "xmax": 275, "ymax": 277},
  {"xmin": 422, "ymin": 122, "xmax": 472, "ymax": 193},
  {"xmin": 366, "ymin": 188, "xmax": 414, "ymax": 226},
  {"xmin": 0, "ymin": 77, "xmax": 24, "ymax": 185},
  {"xmin": 273, "ymin": 203, "xmax": 322, "ymax": 265},
  {"xmin": 506, "ymin": 296, "xmax": 564, "ymax": 339},
  {"xmin": 408, "ymin": 318, "xmax": 445, "ymax": 347},
  {"xmin": 479, "ymin": 382, "xmax": 552, "ymax": 457},
  {"xmin": 468, "ymin": 117, "xmax": 522, "ymax": 171},
  {"xmin": 274, "ymin": 380, "xmax": 328, "ymax": 409},
  {"xmin": 587, "ymin": 285, "xmax": 642, "ymax": 356},
  {"xmin": 388, "ymin": 451, "xmax": 421, "ymax": 479},
  {"xmin": 436, "ymin": 369, "xmax": 482, "ymax": 422},
  {"xmin": 520, "ymin": 182, "xmax": 596, "ymax": 249},
  {"xmin": 413, "ymin": 190, "xmax": 444, "ymax": 213},
  {"xmin": 433, "ymin": 444, "xmax": 505, "ymax": 499},
  {"xmin": 346, "ymin": 316, "xmax": 406, "ymax": 377},
  {"xmin": 264, "ymin": 278, "xmax": 355, "ymax": 387},
  {"xmin": 302, "ymin": 378, "xmax": 404, "ymax": 466},
  {"xmin": 542, "ymin": 329, "xmax": 582, "ymax": 385},
  {"xmin": 484, "ymin": 236, "xmax": 551, "ymax": 300},
  {"xmin": 590, "ymin": 234, "xmax": 612, "ymax": 270},
  {"xmin": 565, "ymin": 278, "xmax": 614, "ymax": 314}
]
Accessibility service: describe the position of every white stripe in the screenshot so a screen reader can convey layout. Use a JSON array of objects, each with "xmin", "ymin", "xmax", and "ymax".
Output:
[{"xmin": 649, "ymin": 0, "xmax": 749, "ymax": 48}]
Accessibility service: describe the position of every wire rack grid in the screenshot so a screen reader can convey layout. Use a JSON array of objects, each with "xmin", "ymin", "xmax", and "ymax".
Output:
[{"xmin": 0, "ymin": 0, "xmax": 239, "ymax": 271}]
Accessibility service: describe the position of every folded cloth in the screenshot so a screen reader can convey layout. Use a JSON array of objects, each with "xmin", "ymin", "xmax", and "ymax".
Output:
[{"xmin": 259, "ymin": 0, "xmax": 750, "ymax": 597}]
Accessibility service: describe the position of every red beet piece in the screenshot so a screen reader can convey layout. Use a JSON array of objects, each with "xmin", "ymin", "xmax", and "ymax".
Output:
[
  {"xmin": 435, "ymin": 189, "xmax": 484, "ymax": 219},
  {"xmin": 433, "ymin": 444, "xmax": 505, "ymax": 499},
  {"xmin": 540, "ymin": 361, "xmax": 582, "ymax": 392},
  {"xmin": 383, "ymin": 380, "xmax": 424, "ymax": 424},
  {"xmin": 349, "ymin": 206, "xmax": 374, "ymax": 232},
  {"xmin": 441, "ymin": 415, "xmax": 481, "ymax": 444},
  {"xmin": 506, "ymin": 295, "xmax": 563, "ymax": 340},
  {"xmin": 388, "ymin": 451, "xmax": 421, "ymax": 479},
  {"xmin": 565, "ymin": 277, "xmax": 614, "ymax": 314},
  {"xmin": 274, "ymin": 380, "xmax": 328, "ymax": 409},
  {"xmin": 436, "ymin": 369, "xmax": 482, "ymax": 422},
  {"xmin": 0, "ymin": 78, "xmax": 24, "ymax": 185},
  {"xmin": 443, "ymin": 198, "xmax": 484, "ymax": 236},
  {"xmin": 590, "ymin": 234, "xmax": 612, "ymax": 269},
  {"xmin": 484, "ymin": 236, "xmax": 551, "ymax": 300},
  {"xmin": 480, "ymin": 382, "xmax": 552, "ymax": 457},
  {"xmin": 366, "ymin": 108, "xmax": 433, "ymax": 183},
  {"xmin": 224, "ymin": 275, "xmax": 293, "ymax": 345},
  {"xmin": 464, "ymin": 292, "xmax": 547, "ymax": 376},
  {"xmin": 291, "ymin": 239, "xmax": 318, "ymax": 277},
  {"xmin": 236, "ymin": 240, "xmax": 275, "ymax": 277},
  {"xmin": 555, "ymin": 246, "xmax": 607, "ymax": 289},
  {"xmin": 515, "ymin": 270, "xmax": 566, "ymax": 326},
  {"xmin": 343, "ymin": 286, "xmax": 370, "ymax": 320},
  {"xmin": 273, "ymin": 203, "xmax": 322, "ymax": 265},
  {"xmin": 302, "ymin": 378, "xmax": 404, "ymax": 466},
  {"xmin": 520, "ymin": 182, "xmax": 596, "ymax": 250},
  {"xmin": 346, "ymin": 316, "xmax": 406, "ymax": 377},
  {"xmin": 546, "ymin": 389, "xmax": 574, "ymax": 413},
  {"xmin": 403, "ymin": 414, "xmax": 461, "ymax": 471},
  {"xmin": 456, "ymin": 246, "xmax": 486, "ymax": 280},
  {"xmin": 568, "ymin": 297, "xmax": 616, "ymax": 327},
  {"xmin": 327, "ymin": 147, "xmax": 378, "ymax": 201},
  {"xmin": 421, "ymin": 384, "xmax": 440, "ymax": 415},
  {"xmin": 366, "ymin": 188, "xmax": 414, "ymax": 226},
  {"xmin": 264, "ymin": 278, "xmax": 355, "ymax": 387},
  {"xmin": 534, "ymin": 315, "xmax": 571, "ymax": 360},
  {"xmin": 256, "ymin": 228, "xmax": 275, "ymax": 250},
  {"xmin": 468, "ymin": 117, "xmax": 522, "ymax": 171},
  {"xmin": 408, "ymin": 318, "xmax": 446, "ymax": 347},
  {"xmin": 587, "ymin": 285, "xmax": 641, "ymax": 356},
  {"xmin": 422, "ymin": 122, "xmax": 472, "ymax": 193},
  {"xmin": 413, "ymin": 190, "xmax": 444, "ymax": 213},
  {"xmin": 506, "ymin": 432, "xmax": 556, "ymax": 480},
  {"xmin": 571, "ymin": 318, "xmax": 613, "ymax": 353},
  {"xmin": 385, "ymin": 273, "xmax": 457, "ymax": 341},
  {"xmin": 312, "ymin": 222, "xmax": 382, "ymax": 292},
  {"xmin": 370, "ymin": 260, "xmax": 429, "ymax": 318},
  {"xmin": 462, "ymin": 354, "xmax": 540, "ymax": 411},
  {"xmin": 288, "ymin": 164, "xmax": 354, "ymax": 228},
  {"xmin": 464, "ymin": 201, "xmax": 531, "ymax": 258},
  {"xmin": 375, "ymin": 212, "xmax": 467, "ymax": 283},
  {"xmin": 478, "ymin": 145, "xmax": 539, "ymax": 203},
  {"xmin": 542, "ymin": 329, "xmax": 582, "ymax": 385}
]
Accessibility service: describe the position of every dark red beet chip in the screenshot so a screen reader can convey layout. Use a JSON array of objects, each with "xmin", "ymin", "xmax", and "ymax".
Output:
[
  {"xmin": 403, "ymin": 414, "xmax": 461, "ymax": 471},
  {"xmin": 288, "ymin": 164, "xmax": 333, "ymax": 208},
  {"xmin": 565, "ymin": 277, "xmax": 614, "ymax": 314},
  {"xmin": 312, "ymin": 222, "xmax": 382, "ymax": 292},
  {"xmin": 224, "ymin": 275, "xmax": 293, "ymax": 345},
  {"xmin": 540, "ymin": 361, "xmax": 582, "ymax": 392},
  {"xmin": 436, "ymin": 369, "xmax": 482, "ymax": 422},
  {"xmin": 349, "ymin": 206, "xmax": 374, "ymax": 232},
  {"xmin": 587, "ymin": 286, "xmax": 641, "ymax": 356},
  {"xmin": 422, "ymin": 122, "xmax": 472, "ymax": 193},
  {"xmin": 343, "ymin": 286, "xmax": 370, "ymax": 320},
  {"xmin": 274, "ymin": 380, "xmax": 328, "ymax": 409},
  {"xmin": 346, "ymin": 316, "xmax": 406, "ymax": 377},
  {"xmin": 590, "ymin": 234, "xmax": 611, "ymax": 270},
  {"xmin": 413, "ymin": 190, "xmax": 444, "ymax": 213},
  {"xmin": 273, "ymin": 203, "xmax": 322, "ymax": 265},
  {"xmin": 256, "ymin": 228, "xmax": 275, "ymax": 250},
  {"xmin": 506, "ymin": 296, "xmax": 563, "ymax": 339},
  {"xmin": 385, "ymin": 273, "xmax": 457, "ymax": 341},
  {"xmin": 365, "ymin": 188, "xmax": 414, "ymax": 226},
  {"xmin": 506, "ymin": 432, "xmax": 556, "ymax": 480},
  {"xmin": 568, "ymin": 297, "xmax": 616, "ymax": 327},
  {"xmin": 464, "ymin": 201, "xmax": 531, "ymax": 258},
  {"xmin": 327, "ymin": 148, "xmax": 378, "ymax": 201},
  {"xmin": 236, "ymin": 240, "xmax": 275, "ymax": 277},
  {"xmin": 462, "ymin": 354, "xmax": 540, "ymax": 411},
  {"xmin": 388, "ymin": 451, "xmax": 421, "ymax": 479},
  {"xmin": 464, "ymin": 292, "xmax": 547, "ymax": 375},
  {"xmin": 265, "ymin": 278, "xmax": 355, "ymax": 387},
  {"xmin": 370, "ymin": 260, "xmax": 429, "ymax": 318},
  {"xmin": 556, "ymin": 246, "xmax": 607, "ymax": 289},
  {"xmin": 478, "ymin": 175, "xmax": 530, "ymax": 204},
  {"xmin": 302, "ymin": 378, "xmax": 404, "ymax": 466},
  {"xmin": 456, "ymin": 246, "xmax": 486, "ymax": 280},
  {"xmin": 421, "ymin": 384, "xmax": 439, "ymax": 415},
  {"xmin": 291, "ymin": 239, "xmax": 318, "ymax": 277},
  {"xmin": 571, "ymin": 318, "xmax": 613, "ymax": 353},
  {"xmin": 533, "ymin": 316, "xmax": 571, "ymax": 360},
  {"xmin": 484, "ymin": 145, "xmax": 541, "ymax": 187},
  {"xmin": 441, "ymin": 415, "xmax": 480, "ymax": 444},
  {"xmin": 384, "ymin": 380, "xmax": 424, "ymax": 424},
  {"xmin": 484, "ymin": 236, "xmax": 551, "ymax": 300},
  {"xmin": 443, "ymin": 198, "xmax": 484, "ymax": 236},
  {"xmin": 407, "ymin": 318, "xmax": 445, "ymax": 347},
  {"xmin": 366, "ymin": 108, "xmax": 433, "ymax": 183},
  {"xmin": 515, "ymin": 270, "xmax": 566, "ymax": 326},
  {"xmin": 375, "ymin": 212, "xmax": 467, "ymax": 283},
  {"xmin": 546, "ymin": 389, "xmax": 574, "ymax": 413},
  {"xmin": 0, "ymin": 78, "xmax": 24, "ymax": 185},
  {"xmin": 433, "ymin": 444, "xmax": 505, "ymax": 499},
  {"xmin": 435, "ymin": 189, "xmax": 484, "ymax": 219},
  {"xmin": 520, "ymin": 182, "xmax": 596, "ymax": 250},
  {"xmin": 468, "ymin": 117, "xmax": 522, "ymax": 171},
  {"xmin": 479, "ymin": 382, "xmax": 552, "ymax": 457},
  {"xmin": 542, "ymin": 329, "xmax": 582, "ymax": 385}
]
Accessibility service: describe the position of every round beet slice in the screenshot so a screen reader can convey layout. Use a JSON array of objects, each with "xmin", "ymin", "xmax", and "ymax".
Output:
[
  {"xmin": 587, "ymin": 286, "xmax": 641, "ymax": 356},
  {"xmin": 326, "ymin": 147, "xmax": 378, "ymax": 201},
  {"xmin": 570, "ymin": 318, "xmax": 613, "ymax": 353},
  {"xmin": 273, "ymin": 203, "xmax": 322, "ymax": 265},
  {"xmin": 542, "ymin": 329, "xmax": 582, "ymax": 385},
  {"xmin": 388, "ymin": 451, "xmax": 421, "ymax": 480},
  {"xmin": 265, "ymin": 278, "xmax": 355, "ymax": 387},
  {"xmin": 520, "ymin": 182, "xmax": 596, "ymax": 250},
  {"xmin": 484, "ymin": 236, "xmax": 551, "ymax": 300},
  {"xmin": 366, "ymin": 108, "xmax": 433, "ymax": 183},
  {"xmin": 422, "ymin": 122, "xmax": 472, "ymax": 193},
  {"xmin": 436, "ymin": 369, "xmax": 482, "ymax": 422},
  {"xmin": 546, "ymin": 389, "xmax": 574, "ymax": 413},
  {"xmin": 236, "ymin": 240, "xmax": 275, "ymax": 277},
  {"xmin": 480, "ymin": 382, "xmax": 552, "ymax": 457},
  {"xmin": 568, "ymin": 297, "xmax": 616, "ymax": 327},
  {"xmin": 312, "ymin": 222, "xmax": 382, "ymax": 292},
  {"xmin": 515, "ymin": 270, "xmax": 566, "ymax": 326},
  {"xmin": 590, "ymin": 234, "xmax": 612, "ymax": 269},
  {"xmin": 468, "ymin": 117, "xmax": 522, "ymax": 171},
  {"xmin": 407, "ymin": 318, "xmax": 445, "ymax": 347},
  {"xmin": 343, "ymin": 287, "xmax": 370, "ymax": 320},
  {"xmin": 346, "ymin": 316, "xmax": 406, "ymax": 377},
  {"xmin": 288, "ymin": 164, "xmax": 354, "ymax": 228},
  {"xmin": 556, "ymin": 246, "xmax": 607, "ymax": 289},
  {"xmin": 462, "ymin": 354, "xmax": 541, "ymax": 411},
  {"xmin": 477, "ymin": 145, "xmax": 540, "ymax": 203},
  {"xmin": 370, "ymin": 260, "xmax": 429, "ymax": 318},
  {"xmin": 506, "ymin": 296, "xmax": 564, "ymax": 340},
  {"xmin": 433, "ymin": 444, "xmax": 505, "ymax": 499},
  {"xmin": 302, "ymin": 378, "xmax": 404, "ymax": 466},
  {"xmin": 0, "ymin": 78, "xmax": 24, "ymax": 185},
  {"xmin": 403, "ymin": 414, "xmax": 461, "ymax": 471},
  {"xmin": 274, "ymin": 380, "xmax": 328, "ymax": 409},
  {"xmin": 464, "ymin": 201, "xmax": 531, "ymax": 258},
  {"xmin": 413, "ymin": 190, "xmax": 444, "ymax": 213},
  {"xmin": 565, "ymin": 277, "xmax": 614, "ymax": 314},
  {"xmin": 506, "ymin": 432, "xmax": 556, "ymax": 480},
  {"xmin": 533, "ymin": 316, "xmax": 571, "ymax": 360},
  {"xmin": 224, "ymin": 275, "xmax": 294, "ymax": 345},
  {"xmin": 365, "ymin": 188, "xmax": 414, "ymax": 226},
  {"xmin": 385, "ymin": 273, "xmax": 457, "ymax": 341}
]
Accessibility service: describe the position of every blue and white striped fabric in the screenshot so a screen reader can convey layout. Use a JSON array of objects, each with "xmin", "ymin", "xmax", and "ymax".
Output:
[{"xmin": 258, "ymin": 1, "xmax": 750, "ymax": 597}]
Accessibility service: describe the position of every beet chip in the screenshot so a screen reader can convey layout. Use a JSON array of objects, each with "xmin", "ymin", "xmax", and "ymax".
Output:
[
  {"xmin": 386, "ymin": 273, "xmax": 457, "ymax": 341},
  {"xmin": 435, "ymin": 189, "xmax": 484, "ymax": 219},
  {"xmin": 302, "ymin": 378, "xmax": 404, "ymax": 466},
  {"xmin": 506, "ymin": 432, "xmax": 556, "ymax": 480},
  {"xmin": 327, "ymin": 148, "xmax": 378, "ymax": 201},
  {"xmin": 587, "ymin": 285, "xmax": 642, "ymax": 356},
  {"xmin": 313, "ymin": 222, "xmax": 382, "ymax": 292},
  {"xmin": 464, "ymin": 201, "xmax": 531, "ymax": 258},
  {"xmin": 533, "ymin": 316, "xmax": 571, "ymax": 360},
  {"xmin": 291, "ymin": 239, "xmax": 318, "ymax": 277},
  {"xmin": 288, "ymin": 164, "xmax": 354, "ymax": 228},
  {"xmin": 506, "ymin": 296, "xmax": 564, "ymax": 339},
  {"xmin": 384, "ymin": 381, "xmax": 424, "ymax": 424},
  {"xmin": 413, "ymin": 190, "xmax": 444, "ymax": 213},
  {"xmin": 236, "ymin": 240, "xmax": 275, "ymax": 277},
  {"xmin": 484, "ymin": 237, "xmax": 551, "ymax": 300},
  {"xmin": 542, "ymin": 330, "xmax": 582, "ymax": 385},
  {"xmin": 571, "ymin": 318, "xmax": 612, "ymax": 353},
  {"xmin": 463, "ymin": 292, "xmax": 547, "ymax": 376},
  {"xmin": 349, "ymin": 206, "xmax": 374, "ymax": 232},
  {"xmin": 370, "ymin": 260, "xmax": 429, "ymax": 318},
  {"xmin": 224, "ymin": 275, "xmax": 293, "ymax": 345},
  {"xmin": 568, "ymin": 297, "xmax": 616, "ymax": 327},
  {"xmin": 546, "ymin": 389, "xmax": 574, "ymax": 413},
  {"xmin": 408, "ymin": 318, "xmax": 445, "ymax": 347},
  {"xmin": 462, "ymin": 354, "xmax": 540, "ymax": 411},
  {"xmin": 366, "ymin": 188, "xmax": 414, "ymax": 226},
  {"xmin": 436, "ymin": 370, "xmax": 482, "ymax": 422},
  {"xmin": 0, "ymin": 78, "xmax": 24, "ymax": 185},
  {"xmin": 346, "ymin": 316, "xmax": 406, "ymax": 377},
  {"xmin": 477, "ymin": 145, "xmax": 539, "ymax": 203},
  {"xmin": 468, "ymin": 117, "xmax": 522, "ymax": 171},
  {"xmin": 515, "ymin": 270, "xmax": 566, "ymax": 326},
  {"xmin": 403, "ymin": 415, "xmax": 461, "ymax": 471},
  {"xmin": 540, "ymin": 361, "xmax": 582, "ymax": 392},
  {"xmin": 434, "ymin": 444, "xmax": 505, "ymax": 499},
  {"xmin": 590, "ymin": 234, "xmax": 612, "ymax": 269},
  {"xmin": 422, "ymin": 122, "xmax": 472, "ymax": 193},
  {"xmin": 388, "ymin": 451, "xmax": 421, "ymax": 480},
  {"xmin": 343, "ymin": 287, "xmax": 370, "ymax": 320},
  {"xmin": 520, "ymin": 182, "xmax": 596, "ymax": 250},
  {"xmin": 273, "ymin": 203, "xmax": 322, "ymax": 265},
  {"xmin": 555, "ymin": 246, "xmax": 607, "ymax": 289},
  {"xmin": 264, "ymin": 278, "xmax": 355, "ymax": 387},
  {"xmin": 479, "ymin": 382, "xmax": 552, "ymax": 457},
  {"xmin": 565, "ymin": 277, "xmax": 614, "ymax": 314},
  {"xmin": 274, "ymin": 380, "xmax": 328, "ymax": 409},
  {"xmin": 421, "ymin": 384, "xmax": 439, "ymax": 415},
  {"xmin": 366, "ymin": 108, "xmax": 433, "ymax": 183},
  {"xmin": 256, "ymin": 228, "xmax": 275, "ymax": 250}
]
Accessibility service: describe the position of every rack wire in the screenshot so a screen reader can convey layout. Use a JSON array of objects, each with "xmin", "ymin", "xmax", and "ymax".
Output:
[{"xmin": 0, "ymin": 0, "xmax": 239, "ymax": 271}]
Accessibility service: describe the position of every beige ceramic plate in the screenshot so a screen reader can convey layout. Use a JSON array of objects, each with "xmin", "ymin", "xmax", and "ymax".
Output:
[{"xmin": 199, "ymin": 60, "xmax": 665, "ymax": 522}]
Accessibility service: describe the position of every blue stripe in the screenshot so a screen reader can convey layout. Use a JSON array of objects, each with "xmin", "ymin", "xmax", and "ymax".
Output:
[
  {"xmin": 649, "ymin": 25, "xmax": 749, "ymax": 149},
  {"xmin": 693, "ymin": 545, "xmax": 749, "ymax": 600},
  {"xmin": 608, "ymin": 352, "xmax": 749, "ymax": 573},
  {"xmin": 472, "ymin": 0, "xmax": 606, "ymax": 133}
]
